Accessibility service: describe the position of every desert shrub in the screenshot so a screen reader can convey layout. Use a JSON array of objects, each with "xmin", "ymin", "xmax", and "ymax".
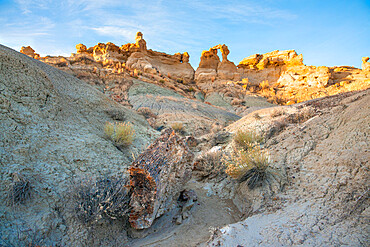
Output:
[
  {"xmin": 224, "ymin": 146, "xmax": 274, "ymax": 189},
  {"xmin": 7, "ymin": 173, "xmax": 32, "ymax": 206},
  {"xmin": 231, "ymin": 98, "xmax": 244, "ymax": 105},
  {"xmin": 176, "ymin": 78, "xmax": 184, "ymax": 84},
  {"xmin": 159, "ymin": 79, "xmax": 165, "ymax": 83},
  {"xmin": 193, "ymin": 151, "xmax": 227, "ymax": 180},
  {"xmin": 73, "ymin": 176, "xmax": 131, "ymax": 224},
  {"xmin": 259, "ymin": 81, "xmax": 269, "ymax": 90},
  {"xmin": 288, "ymin": 106, "xmax": 315, "ymax": 124},
  {"xmin": 171, "ymin": 122, "xmax": 184, "ymax": 133},
  {"xmin": 137, "ymin": 107, "xmax": 157, "ymax": 119},
  {"xmin": 234, "ymin": 130, "xmax": 263, "ymax": 150},
  {"xmin": 271, "ymin": 108, "xmax": 284, "ymax": 118},
  {"xmin": 104, "ymin": 122, "xmax": 135, "ymax": 147},
  {"xmin": 253, "ymin": 112, "xmax": 262, "ymax": 120},
  {"xmin": 185, "ymin": 87, "xmax": 194, "ymax": 92},
  {"xmin": 105, "ymin": 109, "xmax": 126, "ymax": 121}
]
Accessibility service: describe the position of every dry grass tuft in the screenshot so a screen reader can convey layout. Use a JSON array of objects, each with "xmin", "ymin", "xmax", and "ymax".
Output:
[
  {"xmin": 73, "ymin": 176, "xmax": 131, "ymax": 224},
  {"xmin": 193, "ymin": 151, "xmax": 227, "ymax": 180},
  {"xmin": 224, "ymin": 146, "xmax": 275, "ymax": 189},
  {"xmin": 104, "ymin": 122, "xmax": 135, "ymax": 147},
  {"xmin": 105, "ymin": 109, "xmax": 126, "ymax": 121},
  {"xmin": 271, "ymin": 108, "xmax": 284, "ymax": 118},
  {"xmin": 234, "ymin": 130, "xmax": 263, "ymax": 150},
  {"xmin": 7, "ymin": 173, "xmax": 32, "ymax": 206},
  {"xmin": 253, "ymin": 112, "xmax": 262, "ymax": 120},
  {"xmin": 171, "ymin": 122, "xmax": 184, "ymax": 133},
  {"xmin": 137, "ymin": 107, "xmax": 157, "ymax": 119}
]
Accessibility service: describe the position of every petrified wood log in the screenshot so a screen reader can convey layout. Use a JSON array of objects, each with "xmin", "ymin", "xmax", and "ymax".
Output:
[{"xmin": 128, "ymin": 129, "xmax": 194, "ymax": 229}]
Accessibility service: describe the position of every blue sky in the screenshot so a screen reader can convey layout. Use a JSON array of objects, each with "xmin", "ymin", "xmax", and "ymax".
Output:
[{"xmin": 0, "ymin": 0, "xmax": 369, "ymax": 68}]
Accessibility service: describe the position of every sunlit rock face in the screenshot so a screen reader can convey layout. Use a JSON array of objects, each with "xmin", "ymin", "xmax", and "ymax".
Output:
[
  {"xmin": 237, "ymin": 50, "xmax": 304, "ymax": 86},
  {"xmin": 126, "ymin": 32, "xmax": 195, "ymax": 82},
  {"xmin": 362, "ymin": 57, "xmax": 370, "ymax": 71},
  {"xmin": 20, "ymin": 46, "xmax": 40, "ymax": 59},
  {"xmin": 195, "ymin": 44, "xmax": 239, "ymax": 82}
]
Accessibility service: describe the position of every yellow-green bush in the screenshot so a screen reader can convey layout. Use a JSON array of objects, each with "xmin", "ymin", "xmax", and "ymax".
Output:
[
  {"xmin": 171, "ymin": 122, "xmax": 184, "ymax": 133},
  {"xmin": 233, "ymin": 130, "xmax": 263, "ymax": 150},
  {"xmin": 224, "ymin": 146, "xmax": 271, "ymax": 189},
  {"xmin": 104, "ymin": 122, "xmax": 135, "ymax": 147}
]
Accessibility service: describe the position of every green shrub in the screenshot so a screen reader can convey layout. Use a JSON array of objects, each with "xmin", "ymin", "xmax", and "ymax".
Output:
[
  {"xmin": 159, "ymin": 79, "xmax": 165, "ymax": 83},
  {"xmin": 104, "ymin": 122, "xmax": 135, "ymax": 147},
  {"xmin": 233, "ymin": 130, "xmax": 263, "ymax": 150}
]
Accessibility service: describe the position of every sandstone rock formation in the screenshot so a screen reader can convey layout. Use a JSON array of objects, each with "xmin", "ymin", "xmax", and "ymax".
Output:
[
  {"xmin": 126, "ymin": 32, "xmax": 195, "ymax": 82},
  {"xmin": 195, "ymin": 44, "xmax": 239, "ymax": 82},
  {"xmin": 362, "ymin": 56, "xmax": 370, "ymax": 71},
  {"xmin": 238, "ymin": 50, "xmax": 304, "ymax": 86},
  {"xmin": 20, "ymin": 46, "xmax": 40, "ymax": 59}
]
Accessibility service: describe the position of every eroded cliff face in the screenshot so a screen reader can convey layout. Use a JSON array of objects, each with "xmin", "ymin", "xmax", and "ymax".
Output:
[
  {"xmin": 20, "ymin": 35, "xmax": 370, "ymax": 106},
  {"xmin": 195, "ymin": 44, "xmax": 239, "ymax": 82},
  {"xmin": 20, "ymin": 32, "xmax": 195, "ymax": 83}
]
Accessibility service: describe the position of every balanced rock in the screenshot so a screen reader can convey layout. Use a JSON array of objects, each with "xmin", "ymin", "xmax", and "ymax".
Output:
[{"xmin": 195, "ymin": 44, "xmax": 239, "ymax": 82}]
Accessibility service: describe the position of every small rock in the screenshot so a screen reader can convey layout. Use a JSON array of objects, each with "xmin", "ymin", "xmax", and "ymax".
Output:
[
  {"xmin": 175, "ymin": 216, "xmax": 182, "ymax": 225},
  {"xmin": 182, "ymin": 211, "xmax": 190, "ymax": 220},
  {"xmin": 182, "ymin": 200, "xmax": 194, "ymax": 213}
]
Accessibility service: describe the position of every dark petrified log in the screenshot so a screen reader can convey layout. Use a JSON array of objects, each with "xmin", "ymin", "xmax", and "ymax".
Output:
[{"xmin": 128, "ymin": 129, "xmax": 194, "ymax": 229}]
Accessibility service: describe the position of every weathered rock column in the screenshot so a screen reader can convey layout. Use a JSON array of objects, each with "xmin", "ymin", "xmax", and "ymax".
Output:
[{"xmin": 128, "ymin": 129, "xmax": 194, "ymax": 229}]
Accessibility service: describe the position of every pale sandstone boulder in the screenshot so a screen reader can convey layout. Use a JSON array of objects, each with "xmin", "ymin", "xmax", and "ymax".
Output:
[
  {"xmin": 362, "ymin": 57, "xmax": 370, "ymax": 71},
  {"xmin": 20, "ymin": 46, "xmax": 40, "ymax": 59}
]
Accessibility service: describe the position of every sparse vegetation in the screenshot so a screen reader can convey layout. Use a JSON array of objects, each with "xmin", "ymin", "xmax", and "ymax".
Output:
[
  {"xmin": 259, "ymin": 81, "xmax": 269, "ymax": 90},
  {"xmin": 185, "ymin": 87, "xmax": 194, "ymax": 92},
  {"xmin": 288, "ymin": 106, "xmax": 315, "ymax": 123},
  {"xmin": 73, "ymin": 176, "xmax": 131, "ymax": 224},
  {"xmin": 224, "ymin": 146, "xmax": 275, "ymax": 189},
  {"xmin": 234, "ymin": 130, "xmax": 263, "ymax": 150},
  {"xmin": 193, "ymin": 151, "xmax": 227, "ymax": 180},
  {"xmin": 7, "ymin": 173, "xmax": 32, "ymax": 206},
  {"xmin": 271, "ymin": 108, "xmax": 284, "ymax": 118},
  {"xmin": 137, "ymin": 107, "xmax": 157, "ymax": 119},
  {"xmin": 176, "ymin": 78, "xmax": 184, "ymax": 84},
  {"xmin": 171, "ymin": 122, "xmax": 184, "ymax": 133},
  {"xmin": 253, "ymin": 112, "xmax": 262, "ymax": 120},
  {"xmin": 159, "ymin": 79, "xmax": 165, "ymax": 83},
  {"xmin": 104, "ymin": 122, "xmax": 135, "ymax": 147},
  {"xmin": 105, "ymin": 109, "xmax": 126, "ymax": 121}
]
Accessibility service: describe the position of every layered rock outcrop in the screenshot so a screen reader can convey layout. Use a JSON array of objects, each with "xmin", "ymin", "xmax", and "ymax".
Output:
[
  {"xmin": 126, "ymin": 32, "xmax": 195, "ymax": 82},
  {"xmin": 195, "ymin": 44, "xmax": 239, "ymax": 82},
  {"xmin": 238, "ymin": 50, "xmax": 304, "ymax": 86}
]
